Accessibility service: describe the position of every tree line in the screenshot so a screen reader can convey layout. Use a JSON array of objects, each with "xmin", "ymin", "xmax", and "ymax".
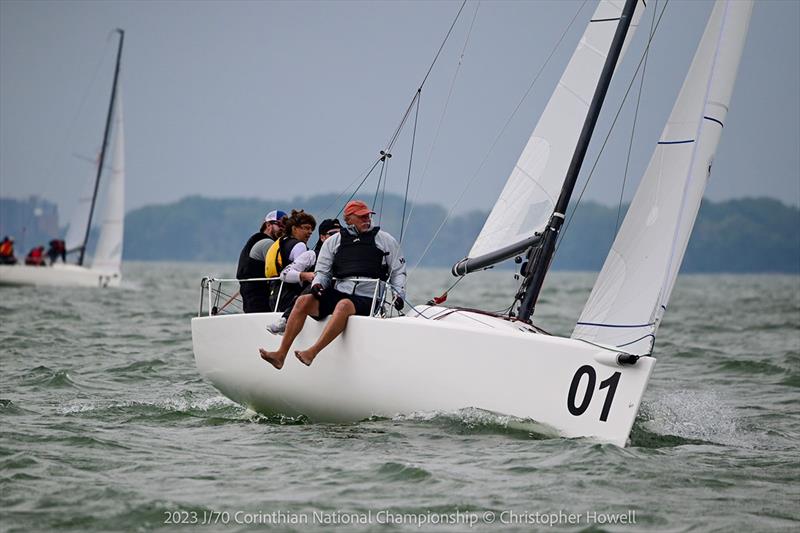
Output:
[{"xmin": 121, "ymin": 194, "xmax": 799, "ymax": 273}]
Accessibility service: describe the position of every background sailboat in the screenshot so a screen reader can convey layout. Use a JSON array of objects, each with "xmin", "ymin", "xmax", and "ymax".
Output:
[
  {"xmin": 191, "ymin": 0, "xmax": 752, "ymax": 447},
  {"xmin": 0, "ymin": 30, "xmax": 125, "ymax": 288}
]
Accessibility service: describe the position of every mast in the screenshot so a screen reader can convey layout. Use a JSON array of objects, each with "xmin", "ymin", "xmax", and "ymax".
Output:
[
  {"xmin": 78, "ymin": 29, "xmax": 124, "ymax": 266},
  {"xmin": 516, "ymin": 0, "xmax": 638, "ymax": 322}
]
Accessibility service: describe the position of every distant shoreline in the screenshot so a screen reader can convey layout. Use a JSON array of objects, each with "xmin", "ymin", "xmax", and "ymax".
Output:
[{"xmin": 2, "ymin": 194, "xmax": 798, "ymax": 273}]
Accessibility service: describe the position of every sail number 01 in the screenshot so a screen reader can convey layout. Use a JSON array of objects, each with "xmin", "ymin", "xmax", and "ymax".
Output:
[{"xmin": 567, "ymin": 365, "xmax": 621, "ymax": 422}]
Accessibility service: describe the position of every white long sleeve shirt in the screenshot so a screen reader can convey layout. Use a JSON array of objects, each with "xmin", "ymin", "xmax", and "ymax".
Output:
[{"xmin": 279, "ymin": 248, "xmax": 316, "ymax": 284}]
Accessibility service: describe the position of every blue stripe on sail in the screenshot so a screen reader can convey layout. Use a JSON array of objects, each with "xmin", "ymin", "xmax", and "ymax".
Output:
[
  {"xmin": 576, "ymin": 321, "xmax": 655, "ymax": 328},
  {"xmin": 657, "ymin": 139, "xmax": 695, "ymax": 145},
  {"xmin": 617, "ymin": 334, "xmax": 655, "ymax": 349},
  {"xmin": 704, "ymin": 115, "xmax": 724, "ymax": 127}
]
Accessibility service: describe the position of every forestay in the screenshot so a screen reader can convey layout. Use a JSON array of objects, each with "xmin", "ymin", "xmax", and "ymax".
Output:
[
  {"xmin": 573, "ymin": 1, "xmax": 753, "ymax": 354},
  {"xmin": 468, "ymin": 0, "xmax": 645, "ymax": 259},
  {"xmin": 92, "ymin": 93, "xmax": 126, "ymax": 274}
]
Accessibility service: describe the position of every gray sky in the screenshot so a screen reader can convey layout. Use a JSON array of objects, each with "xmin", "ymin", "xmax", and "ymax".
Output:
[{"xmin": 1, "ymin": 0, "xmax": 798, "ymax": 224}]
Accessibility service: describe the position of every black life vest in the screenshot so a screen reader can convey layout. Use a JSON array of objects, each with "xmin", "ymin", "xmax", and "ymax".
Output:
[
  {"xmin": 332, "ymin": 227, "xmax": 389, "ymax": 281},
  {"xmin": 236, "ymin": 232, "xmax": 275, "ymax": 312},
  {"xmin": 266, "ymin": 236, "xmax": 301, "ymax": 277},
  {"xmin": 279, "ymin": 237, "xmax": 301, "ymax": 271},
  {"xmin": 236, "ymin": 232, "xmax": 270, "ymax": 280}
]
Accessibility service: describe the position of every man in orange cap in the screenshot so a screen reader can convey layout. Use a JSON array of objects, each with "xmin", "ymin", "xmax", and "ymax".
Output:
[{"xmin": 260, "ymin": 199, "xmax": 406, "ymax": 369}]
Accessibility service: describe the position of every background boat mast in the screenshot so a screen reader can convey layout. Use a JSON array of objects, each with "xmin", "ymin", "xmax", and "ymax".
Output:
[{"xmin": 79, "ymin": 29, "xmax": 124, "ymax": 266}]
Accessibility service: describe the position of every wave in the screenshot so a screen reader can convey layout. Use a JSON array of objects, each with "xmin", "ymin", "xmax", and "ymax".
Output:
[
  {"xmin": 718, "ymin": 359, "xmax": 789, "ymax": 376},
  {"xmin": 376, "ymin": 461, "xmax": 433, "ymax": 482},
  {"xmin": 390, "ymin": 407, "xmax": 560, "ymax": 440},
  {"xmin": 57, "ymin": 395, "xmax": 241, "ymax": 420},
  {"xmin": 632, "ymin": 390, "xmax": 745, "ymax": 448},
  {"xmin": 0, "ymin": 399, "xmax": 34, "ymax": 416},
  {"xmin": 20, "ymin": 366, "xmax": 83, "ymax": 389},
  {"xmin": 104, "ymin": 358, "xmax": 169, "ymax": 375}
]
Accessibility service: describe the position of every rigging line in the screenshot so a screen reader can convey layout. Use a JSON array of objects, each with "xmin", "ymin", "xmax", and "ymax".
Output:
[
  {"xmin": 616, "ymin": 0, "xmax": 658, "ymax": 234},
  {"xmin": 379, "ymin": 156, "xmax": 390, "ymax": 225},
  {"xmin": 378, "ymin": 162, "xmax": 389, "ymax": 226},
  {"xmin": 439, "ymin": 273, "xmax": 466, "ymax": 298},
  {"xmin": 384, "ymin": 0, "xmax": 467, "ymax": 152},
  {"xmin": 557, "ymin": 0, "xmax": 670, "ymax": 251},
  {"xmin": 321, "ymin": 0, "xmax": 462, "ymax": 223},
  {"xmin": 400, "ymin": 91, "xmax": 422, "ymax": 244},
  {"xmin": 372, "ymin": 156, "xmax": 387, "ymax": 212},
  {"xmin": 38, "ymin": 36, "xmax": 115, "ymax": 205},
  {"xmin": 420, "ymin": 0, "xmax": 468, "ymax": 90},
  {"xmin": 410, "ymin": 0, "xmax": 589, "ymax": 272},
  {"xmin": 403, "ymin": 1, "xmax": 481, "ymax": 241},
  {"xmin": 385, "ymin": 90, "xmax": 420, "ymax": 152},
  {"xmin": 322, "ymin": 155, "xmax": 384, "ymax": 219}
]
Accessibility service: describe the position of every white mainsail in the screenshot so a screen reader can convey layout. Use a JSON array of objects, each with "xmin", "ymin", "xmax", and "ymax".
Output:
[
  {"xmin": 92, "ymin": 92, "xmax": 125, "ymax": 274},
  {"xmin": 64, "ymin": 165, "xmax": 97, "ymax": 254},
  {"xmin": 468, "ymin": 0, "xmax": 645, "ymax": 259},
  {"xmin": 573, "ymin": 0, "xmax": 753, "ymax": 354}
]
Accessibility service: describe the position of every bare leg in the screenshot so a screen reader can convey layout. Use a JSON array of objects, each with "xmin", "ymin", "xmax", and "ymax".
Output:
[
  {"xmin": 260, "ymin": 294, "xmax": 319, "ymax": 369},
  {"xmin": 296, "ymin": 299, "xmax": 356, "ymax": 366}
]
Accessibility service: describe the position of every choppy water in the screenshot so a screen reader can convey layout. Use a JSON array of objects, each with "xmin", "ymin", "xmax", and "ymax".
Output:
[{"xmin": 1, "ymin": 262, "xmax": 798, "ymax": 532}]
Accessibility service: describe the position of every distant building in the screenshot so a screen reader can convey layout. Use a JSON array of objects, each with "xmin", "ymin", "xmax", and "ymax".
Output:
[{"xmin": 0, "ymin": 196, "xmax": 60, "ymax": 252}]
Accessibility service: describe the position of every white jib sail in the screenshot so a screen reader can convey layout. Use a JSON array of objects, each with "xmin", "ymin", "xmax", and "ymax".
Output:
[
  {"xmin": 573, "ymin": 0, "xmax": 753, "ymax": 355},
  {"xmin": 92, "ymin": 92, "xmax": 125, "ymax": 274},
  {"xmin": 468, "ymin": 0, "xmax": 645, "ymax": 259}
]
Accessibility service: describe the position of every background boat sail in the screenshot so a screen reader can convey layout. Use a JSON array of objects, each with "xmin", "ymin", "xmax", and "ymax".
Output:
[
  {"xmin": 0, "ymin": 29, "xmax": 126, "ymax": 288},
  {"xmin": 191, "ymin": 0, "xmax": 752, "ymax": 447}
]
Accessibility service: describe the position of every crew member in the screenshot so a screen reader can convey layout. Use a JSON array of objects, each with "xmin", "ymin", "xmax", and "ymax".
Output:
[
  {"xmin": 25, "ymin": 246, "xmax": 46, "ymax": 266},
  {"xmin": 265, "ymin": 209, "xmax": 316, "ymax": 312},
  {"xmin": 0, "ymin": 236, "xmax": 16, "ymax": 265},
  {"xmin": 266, "ymin": 218, "xmax": 341, "ymax": 335},
  {"xmin": 259, "ymin": 200, "xmax": 406, "ymax": 368},
  {"xmin": 236, "ymin": 210, "xmax": 286, "ymax": 313},
  {"xmin": 47, "ymin": 239, "xmax": 66, "ymax": 264}
]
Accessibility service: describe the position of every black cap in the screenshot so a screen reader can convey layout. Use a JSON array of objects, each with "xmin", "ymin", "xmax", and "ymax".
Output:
[{"xmin": 319, "ymin": 218, "xmax": 342, "ymax": 236}]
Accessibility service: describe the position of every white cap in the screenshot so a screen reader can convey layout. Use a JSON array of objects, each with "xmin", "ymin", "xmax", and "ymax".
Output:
[{"xmin": 264, "ymin": 210, "xmax": 287, "ymax": 223}]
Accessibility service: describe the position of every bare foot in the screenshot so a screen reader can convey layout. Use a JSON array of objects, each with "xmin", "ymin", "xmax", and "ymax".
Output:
[
  {"xmin": 259, "ymin": 348, "xmax": 285, "ymax": 369},
  {"xmin": 294, "ymin": 349, "xmax": 317, "ymax": 367}
]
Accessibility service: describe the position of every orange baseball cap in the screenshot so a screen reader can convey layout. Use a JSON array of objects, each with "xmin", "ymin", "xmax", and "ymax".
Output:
[{"xmin": 344, "ymin": 200, "xmax": 375, "ymax": 217}]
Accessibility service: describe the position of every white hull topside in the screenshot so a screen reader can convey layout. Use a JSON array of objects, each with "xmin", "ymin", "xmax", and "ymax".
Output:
[
  {"xmin": 0, "ymin": 263, "xmax": 120, "ymax": 288},
  {"xmin": 192, "ymin": 308, "xmax": 656, "ymax": 447}
]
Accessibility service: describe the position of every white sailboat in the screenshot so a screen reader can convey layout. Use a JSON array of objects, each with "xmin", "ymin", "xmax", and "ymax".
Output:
[
  {"xmin": 191, "ymin": 0, "xmax": 752, "ymax": 447},
  {"xmin": 0, "ymin": 30, "xmax": 126, "ymax": 288}
]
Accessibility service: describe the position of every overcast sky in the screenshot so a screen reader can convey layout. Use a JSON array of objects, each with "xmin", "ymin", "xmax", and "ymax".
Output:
[{"xmin": 1, "ymin": 0, "xmax": 798, "ymax": 224}]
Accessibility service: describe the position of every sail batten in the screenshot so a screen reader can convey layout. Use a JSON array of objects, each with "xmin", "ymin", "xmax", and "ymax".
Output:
[
  {"xmin": 573, "ymin": 0, "xmax": 753, "ymax": 355},
  {"xmin": 466, "ymin": 0, "xmax": 645, "ymax": 262}
]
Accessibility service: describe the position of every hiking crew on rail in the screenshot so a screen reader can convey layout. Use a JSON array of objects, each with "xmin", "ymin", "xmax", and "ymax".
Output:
[
  {"xmin": 236, "ymin": 210, "xmax": 286, "ymax": 313},
  {"xmin": 259, "ymin": 200, "xmax": 406, "ymax": 369}
]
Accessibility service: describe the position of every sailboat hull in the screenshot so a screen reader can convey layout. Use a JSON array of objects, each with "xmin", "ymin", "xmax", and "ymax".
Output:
[
  {"xmin": 191, "ymin": 309, "xmax": 655, "ymax": 446},
  {"xmin": 0, "ymin": 263, "xmax": 120, "ymax": 287}
]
